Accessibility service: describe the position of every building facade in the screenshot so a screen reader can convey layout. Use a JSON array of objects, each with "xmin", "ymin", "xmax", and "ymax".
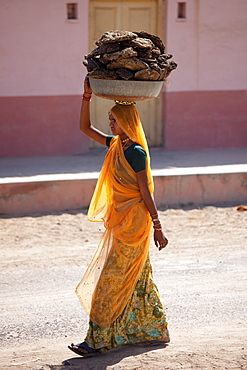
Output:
[{"xmin": 0, "ymin": 0, "xmax": 246, "ymax": 158}]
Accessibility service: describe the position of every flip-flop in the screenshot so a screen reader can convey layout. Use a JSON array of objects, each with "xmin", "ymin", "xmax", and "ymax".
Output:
[{"xmin": 68, "ymin": 342, "xmax": 100, "ymax": 357}]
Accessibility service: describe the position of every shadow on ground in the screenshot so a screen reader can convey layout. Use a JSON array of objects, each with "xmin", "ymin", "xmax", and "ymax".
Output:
[{"xmin": 49, "ymin": 343, "xmax": 168, "ymax": 370}]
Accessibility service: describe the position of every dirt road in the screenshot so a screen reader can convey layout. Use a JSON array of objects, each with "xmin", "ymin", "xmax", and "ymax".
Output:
[{"xmin": 0, "ymin": 205, "xmax": 246, "ymax": 369}]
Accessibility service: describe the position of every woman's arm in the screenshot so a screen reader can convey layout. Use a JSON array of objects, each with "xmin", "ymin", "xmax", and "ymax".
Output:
[
  {"xmin": 80, "ymin": 76, "xmax": 108, "ymax": 145},
  {"xmin": 136, "ymin": 169, "xmax": 168, "ymax": 251}
]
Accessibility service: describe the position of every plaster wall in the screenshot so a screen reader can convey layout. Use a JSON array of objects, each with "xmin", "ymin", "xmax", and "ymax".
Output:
[
  {"xmin": 166, "ymin": 0, "xmax": 247, "ymax": 92},
  {"xmin": 0, "ymin": 0, "xmax": 89, "ymax": 157},
  {"xmin": 0, "ymin": 0, "xmax": 246, "ymax": 157},
  {"xmin": 0, "ymin": 0, "xmax": 88, "ymax": 97},
  {"xmin": 164, "ymin": 0, "xmax": 247, "ymax": 150}
]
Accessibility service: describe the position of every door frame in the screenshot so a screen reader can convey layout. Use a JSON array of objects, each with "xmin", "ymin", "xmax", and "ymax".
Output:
[{"xmin": 88, "ymin": 0, "xmax": 166, "ymax": 148}]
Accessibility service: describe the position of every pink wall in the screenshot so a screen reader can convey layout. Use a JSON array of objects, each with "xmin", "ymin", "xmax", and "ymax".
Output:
[
  {"xmin": 164, "ymin": 0, "xmax": 247, "ymax": 150},
  {"xmin": 166, "ymin": 0, "xmax": 247, "ymax": 92},
  {"xmin": 0, "ymin": 0, "xmax": 89, "ymax": 157},
  {"xmin": 1, "ymin": 0, "xmax": 246, "ymax": 157},
  {"xmin": 164, "ymin": 90, "xmax": 247, "ymax": 150},
  {"xmin": 0, "ymin": 95, "xmax": 88, "ymax": 157}
]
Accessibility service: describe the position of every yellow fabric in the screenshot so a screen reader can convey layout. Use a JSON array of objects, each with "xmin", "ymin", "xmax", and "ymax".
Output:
[
  {"xmin": 76, "ymin": 104, "xmax": 154, "ymax": 327},
  {"xmin": 85, "ymin": 255, "xmax": 170, "ymax": 352}
]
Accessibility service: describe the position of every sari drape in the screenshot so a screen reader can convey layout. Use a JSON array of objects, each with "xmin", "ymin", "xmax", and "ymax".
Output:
[
  {"xmin": 76, "ymin": 104, "xmax": 154, "ymax": 327},
  {"xmin": 85, "ymin": 256, "xmax": 170, "ymax": 351}
]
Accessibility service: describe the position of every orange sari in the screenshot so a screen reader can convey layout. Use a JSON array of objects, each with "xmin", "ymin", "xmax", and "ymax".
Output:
[{"xmin": 76, "ymin": 104, "xmax": 154, "ymax": 327}]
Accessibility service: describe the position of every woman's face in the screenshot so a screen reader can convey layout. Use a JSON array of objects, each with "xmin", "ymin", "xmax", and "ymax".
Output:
[{"xmin": 108, "ymin": 113, "xmax": 125, "ymax": 136}]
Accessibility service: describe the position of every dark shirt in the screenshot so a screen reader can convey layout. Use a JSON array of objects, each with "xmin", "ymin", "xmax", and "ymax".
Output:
[{"xmin": 106, "ymin": 136, "xmax": 147, "ymax": 173}]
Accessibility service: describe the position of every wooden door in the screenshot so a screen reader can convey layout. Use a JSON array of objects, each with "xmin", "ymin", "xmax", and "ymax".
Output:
[{"xmin": 89, "ymin": 0, "xmax": 163, "ymax": 147}]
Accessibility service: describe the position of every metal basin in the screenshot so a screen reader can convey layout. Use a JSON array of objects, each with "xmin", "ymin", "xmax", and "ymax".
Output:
[{"xmin": 89, "ymin": 77, "xmax": 164, "ymax": 101}]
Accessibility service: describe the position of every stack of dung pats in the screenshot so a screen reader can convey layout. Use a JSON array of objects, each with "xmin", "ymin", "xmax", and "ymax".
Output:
[{"xmin": 83, "ymin": 30, "xmax": 177, "ymax": 81}]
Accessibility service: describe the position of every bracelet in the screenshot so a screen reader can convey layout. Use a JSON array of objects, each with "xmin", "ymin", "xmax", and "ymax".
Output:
[
  {"xmin": 153, "ymin": 222, "xmax": 162, "ymax": 229},
  {"xmin": 154, "ymin": 227, "xmax": 162, "ymax": 231},
  {"xmin": 153, "ymin": 222, "xmax": 162, "ymax": 227},
  {"xmin": 82, "ymin": 93, "xmax": 92, "ymax": 102},
  {"xmin": 83, "ymin": 92, "xmax": 92, "ymax": 98},
  {"xmin": 152, "ymin": 218, "xmax": 160, "ymax": 223},
  {"xmin": 151, "ymin": 213, "xmax": 158, "ymax": 219}
]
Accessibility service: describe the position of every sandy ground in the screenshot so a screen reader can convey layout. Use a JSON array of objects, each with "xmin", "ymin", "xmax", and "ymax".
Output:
[{"xmin": 0, "ymin": 205, "xmax": 247, "ymax": 369}]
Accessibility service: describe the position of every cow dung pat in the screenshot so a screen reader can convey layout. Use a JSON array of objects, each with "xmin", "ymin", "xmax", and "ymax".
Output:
[
  {"xmin": 100, "ymin": 43, "xmax": 122, "ymax": 54},
  {"xmin": 124, "ymin": 37, "xmax": 154, "ymax": 49},
  {"xmin": 135, "ymin": 68, "xmax": 160, "ymax": 81},
  {"xmin": 135, "ymin": 31, "xmax": 165, "ymax": 53},
  {"xmin": 87, "ymin": 69, "xmax": 118, "ymax": 79},
  {"xmin": 107, "ymin": 57, "xmax": 149, "ymax": 71},
  {"xmin": 103, "ymin": 47, "xmax": 137, "ymax": 62},
  {"xmin": 96, "ymin": 30, "xmax": 137, "ymax": 44},
  {"xmin": 84, "ymin": 30, "xmax": 177, "ymax": 81},
  {"xmin": 83, "ymin": 58, "xmax": 104, "ymax": 72},
  {"xmin": 116, "ymin": 69, "xmax": 134, "ymax": 80}
]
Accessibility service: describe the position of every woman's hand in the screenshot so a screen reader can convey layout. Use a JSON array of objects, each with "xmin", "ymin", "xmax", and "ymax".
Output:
[
  {"xmin": 154, "ymin": 229, "xmax": 168, "ymax": 251},
  {"xmin": 84, "ymin": 75, "xmax": 92, "ymax": 95}
]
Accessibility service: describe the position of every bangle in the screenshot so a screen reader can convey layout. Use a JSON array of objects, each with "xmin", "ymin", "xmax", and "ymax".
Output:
[
  {"xmin": 82, "ymin": 93, "xmax": 92, "ymax": 102},
  {"xmin": 153, "ymin": 222, "xmax": 162, "ymax": 227},
  {"xmin": 151, "ymin": 213, "xmax": 158, "ymax": 219},
  {"xmin": 152, "ymin": 218, "xmax": 160, "ymax": 223},
  {"xmin": 83, "ymin": 92, "xmax": 92, "ymax": 98},
  {"xmin": 154, "ymin": 227, "xmax": 162, "ymax": 231}
]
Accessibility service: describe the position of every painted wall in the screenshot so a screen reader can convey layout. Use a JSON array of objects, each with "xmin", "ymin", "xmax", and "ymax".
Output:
[
  {"xmin": 164, "ymin": 0, "xmax": 247, "ymax": 150},
  {"xmin": 0, "ymin": 0, "xmax": 89, "ymax": 157},
  {"xmin": 1, "ymin": 0, "xmax": 247, "ymax": 157}
]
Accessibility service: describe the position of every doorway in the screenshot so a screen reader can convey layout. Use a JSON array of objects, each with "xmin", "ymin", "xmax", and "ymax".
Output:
[{"xmin": 89, "ymin": 0, "xmax": 164, "ymax": 147}]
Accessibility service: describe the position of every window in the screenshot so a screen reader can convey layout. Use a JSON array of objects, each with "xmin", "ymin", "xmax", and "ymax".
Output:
[
  {"xmin": 177, "ymin": 2, "xmax": 186, "ymax": 19},
  {"xmin": 67, "ymin": 3, "xmax": 78, "ymax": 20}
]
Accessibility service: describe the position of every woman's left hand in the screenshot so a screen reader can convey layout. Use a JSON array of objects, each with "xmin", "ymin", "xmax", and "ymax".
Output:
[{"xmin": 154, "ymin": 230, "xmax": 168, "ymax": 251}]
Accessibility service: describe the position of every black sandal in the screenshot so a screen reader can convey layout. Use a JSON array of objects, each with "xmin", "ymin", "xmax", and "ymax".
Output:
[{"xmin": 68, "ymin": 342, "xmax": 100, "ymax": 357}]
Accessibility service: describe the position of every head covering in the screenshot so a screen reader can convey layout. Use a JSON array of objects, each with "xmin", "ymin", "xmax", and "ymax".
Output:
[
  {"xmin": 110, "ymin": 103, "xmax": 153, "ymax": 190},
  {"xmin": 110, "ymin": 103, "xmax": 148, "ymax": 152}
]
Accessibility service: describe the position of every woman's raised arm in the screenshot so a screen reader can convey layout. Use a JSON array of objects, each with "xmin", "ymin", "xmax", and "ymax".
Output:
[{"xmin": 80, "ymin": 76, "xmax": 108, "ymax": 145}]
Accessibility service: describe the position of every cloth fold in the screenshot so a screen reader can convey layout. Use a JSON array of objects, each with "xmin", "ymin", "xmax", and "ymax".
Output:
[{"xmin": 76, "ymin": 104, "xmax": 154, "ymax": 327}]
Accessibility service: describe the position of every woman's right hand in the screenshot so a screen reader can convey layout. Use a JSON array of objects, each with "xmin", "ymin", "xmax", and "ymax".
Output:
[{"xmin": 84, "ymin": 76, "xmax": 92, "ymax": 95}]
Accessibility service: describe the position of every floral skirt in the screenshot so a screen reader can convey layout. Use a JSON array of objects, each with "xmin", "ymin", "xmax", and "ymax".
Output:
[{"xmin": 84, "ymin": 255, "xmax": 169, "ymax": 352}]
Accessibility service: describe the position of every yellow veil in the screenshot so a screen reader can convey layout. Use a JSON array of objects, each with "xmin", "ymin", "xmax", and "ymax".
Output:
[{"xmin": 76, "ymin": 103, "xmax": 154, "ymax": 327}]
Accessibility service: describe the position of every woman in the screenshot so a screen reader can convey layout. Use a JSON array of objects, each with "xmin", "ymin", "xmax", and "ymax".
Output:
[{"xmin": 68, "ymin": 76, "xmax": 169, "ymax": 356}]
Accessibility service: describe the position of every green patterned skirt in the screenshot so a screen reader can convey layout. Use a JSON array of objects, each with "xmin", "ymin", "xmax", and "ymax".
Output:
[{"xmin": 85, "ymin": 255, "xmax": 170, "ymax": 352}]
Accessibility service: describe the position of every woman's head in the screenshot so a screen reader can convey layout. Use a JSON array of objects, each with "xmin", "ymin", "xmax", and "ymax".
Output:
[
  {"xmin": 109, "ymin": 101, "xmax": 153, "ymax": 189},
  {"xmin": 110, "ymin": 102, "xmax": 150, "ymax": 160},
  {"xmin": 110, "ymin": 103, "xmax": 142, "ymax": 142},
  {"xmin": 108, "ymin": 112, "xmax": 126, "ymax": 137}
]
